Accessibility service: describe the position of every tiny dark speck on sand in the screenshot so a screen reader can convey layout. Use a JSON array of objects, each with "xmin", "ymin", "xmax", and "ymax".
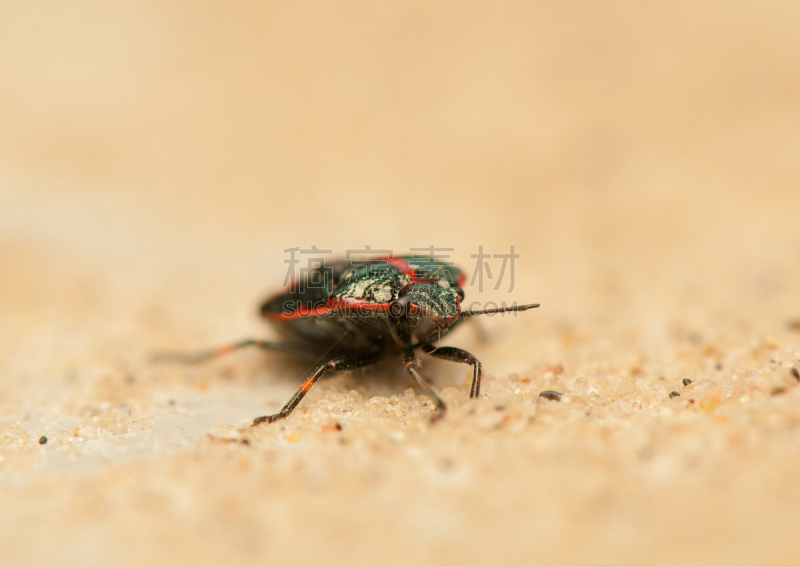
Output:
[
  {"xmin": 791, "ymin": 367, "xmax": 799, "ymax": 381},
  {"xmin": 683, "ymin": 378, "xmax": 693, "ymax": 387},
  {"xmin": 38, "ymin": 436, "xmax": 47, "ymax": 444},
  {"xmin": 539, "ymin": 390, "xmax": 563, "ymax": 401},
  {"xmin": 669, "ymin": 391, "xmax": 680, "ymax": 398}
]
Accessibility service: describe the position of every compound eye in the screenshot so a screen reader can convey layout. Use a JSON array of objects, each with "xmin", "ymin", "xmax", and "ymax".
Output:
[
  {"xmin": 454, "ymin": 287, "xmax": 465, "ymax": 302},
  {"xmin": 389, "ymin": 297, "xmax": 409, "ymax": 317}
]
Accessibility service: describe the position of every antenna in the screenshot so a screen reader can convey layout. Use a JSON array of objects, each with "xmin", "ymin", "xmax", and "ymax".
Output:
[{"xmin": 459, "ymin": 303, "xmax": 540, "ymax": 319}]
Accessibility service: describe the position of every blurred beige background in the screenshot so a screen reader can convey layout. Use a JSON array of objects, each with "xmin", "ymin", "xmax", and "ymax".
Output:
[{"xmin": 1, "ymin": 1, "xmax": 800, "ymax": 566}]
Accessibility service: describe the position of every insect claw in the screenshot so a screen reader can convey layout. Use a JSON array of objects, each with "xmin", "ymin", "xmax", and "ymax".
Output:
[
  {"xmin": 252, "ymin": 414, "xmax": 283, "ymax": 427},
  {"xmin": 429, "ymin": 408, "xmax": 446, "ymax": 423}
]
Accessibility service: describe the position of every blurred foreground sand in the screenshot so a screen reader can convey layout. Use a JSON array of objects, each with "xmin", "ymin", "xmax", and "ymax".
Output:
[{"xmin": 2, "ymin": 2, "xmax": 800, "ymax": 566}]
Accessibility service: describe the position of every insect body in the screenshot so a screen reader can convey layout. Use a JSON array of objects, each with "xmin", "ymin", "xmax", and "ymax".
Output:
[{"xmin": 174, "ymin": 256, "xmax": 538, "ymax": 425}]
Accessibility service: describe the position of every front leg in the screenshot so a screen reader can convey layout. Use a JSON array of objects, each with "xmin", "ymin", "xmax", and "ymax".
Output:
[
  {"xmin": 421, "ymin": 344, "xmax": 483, "ymax": 398},
  {"xmin": 252, "ymin": 352, "xmax": 379, "ymax": 426},
  {"xmin": 403, "ymin": 352, "xmax": 446, "ymax": 421}
]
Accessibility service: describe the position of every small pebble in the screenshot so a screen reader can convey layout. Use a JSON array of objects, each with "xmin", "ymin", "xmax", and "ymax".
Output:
[
  {"xmin": 38, "ymin": 436, "xmax": 47, "ymax": 445},
  {"xmin": 682, "ymin": 378, "xmax": 693, "ymax": 387},
  {"xmin": 618, "ymin": 378, "xmax": 636, "ymax": 396},
  {"xmin": 699, "ymin": 396, "xmax": 720, "ymax": 412},
  {"xmin": 669, "ymin": 391, "xmax": 680, "ymax": 398},
  {"xmin": 572, "ymin": 377, "xmax": 589, "ymax": 399},
  {"xmin": 539, "ymin": 390, "xmax": 563, "ymax": 401},
  {"xmin": 321, "ymin": 422, "xmax": 343, "ymax": 433},
  {"xmin": 791, "ymin": 367, "xmax": 799, "ymax": 381}
]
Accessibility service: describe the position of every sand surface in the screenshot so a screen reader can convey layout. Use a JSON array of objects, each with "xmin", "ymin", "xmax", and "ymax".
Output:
[{"xmin": 2, "ymin": 2, "xmax": 800, "ymax": 566}]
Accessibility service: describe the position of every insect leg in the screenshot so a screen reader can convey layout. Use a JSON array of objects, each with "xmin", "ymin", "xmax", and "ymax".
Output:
[
  {"xmin": 403, "ymin": 352, "xmax": 446, "ymax": 421},
  {"xmin": 154, "ymin": 339, "xmax": 315, "ymax": 363},
  {"xmin": 252, "ymin": 352, "xmax": 380, "ymax": 426},
  {"xmin": 421, "ymin": 344, "xmax": 483, "ymax": 399}
]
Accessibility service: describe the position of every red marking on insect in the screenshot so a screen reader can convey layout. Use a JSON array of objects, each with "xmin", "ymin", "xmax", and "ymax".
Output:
[
  {"xmin": 267, "ymin": 305, "xmax": 331, "ymax": 321},
  {"xmin": 382, "ymin": 256, "xmax": 418, "ymax": 278}
]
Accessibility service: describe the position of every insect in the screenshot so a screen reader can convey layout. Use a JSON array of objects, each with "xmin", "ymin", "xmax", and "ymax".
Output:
[{"xmin": 167, "ymin": 256, "xmax": 538, "ymax": 425}]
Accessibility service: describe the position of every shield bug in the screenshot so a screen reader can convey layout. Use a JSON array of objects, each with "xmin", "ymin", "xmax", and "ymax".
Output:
[{"xmin": 165, "ymin": 256, "xmax": 538, "ymax": 425}]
